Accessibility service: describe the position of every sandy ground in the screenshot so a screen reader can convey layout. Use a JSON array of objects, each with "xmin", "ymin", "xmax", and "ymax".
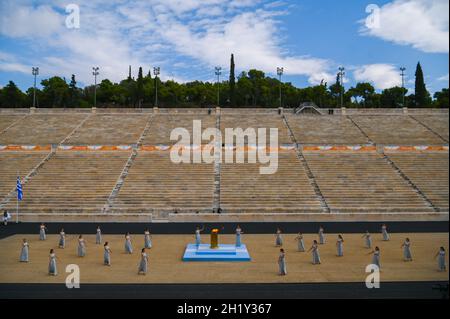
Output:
[{"xmin": 0, "ymin": 233, "xmax": 448, "ymax": 284}]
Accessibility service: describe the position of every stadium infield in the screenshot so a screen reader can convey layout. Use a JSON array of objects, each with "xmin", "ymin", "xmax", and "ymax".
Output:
[{"xmin": 0, "ymin": 233, "xmax": 447, "ymax": 284}]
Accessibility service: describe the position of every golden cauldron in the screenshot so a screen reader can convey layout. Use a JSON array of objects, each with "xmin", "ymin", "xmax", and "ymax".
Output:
[{"xmin": 210, "ymin": 229, "xmax": 219, "ymax": 249}]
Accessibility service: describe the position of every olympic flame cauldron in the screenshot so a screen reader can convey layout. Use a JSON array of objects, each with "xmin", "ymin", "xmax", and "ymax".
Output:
[{"xmin": 210, "ymin": 229, "xmax": 219, "ymax": 249}]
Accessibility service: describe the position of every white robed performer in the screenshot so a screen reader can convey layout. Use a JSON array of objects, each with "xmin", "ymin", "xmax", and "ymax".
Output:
[
  {"xmin": 48, "ymin": 249, "xmax": 57, "ymax": 276},
  {"xmin": 295, "ymin": 233, "xmax": 305, "ymax": 252},
  {"xmin": 336, "ymin": 235, "xmax": 344, "ymax": 257},
  {"xmin": 144, "ymin": 229, "xmax": 152, "ymax": 249},
  {"xmin": 77, "ymin": 235, "xmax": 86, "ymax": 257},
  {"xmin": 96, "ymin": 226, "xmax": 102, "ymax": 244},
  {"xmin": 19, "ymin": 238, "xmax": 29, "ymax": 262},
  {"xmin": 318, "ymin": 226, "xmax": 325, "ymax": 244},
  {"xmin": 104, "ymin": 242, "xmax": 112, "ymax": 266},
  {"xmin": 195, "ymin": 226, "xmax": 204, "ymax": 246},
  {"xmin": 58, "ymin": 229, "xmax": 65, "ymax": 248},
  {"xmin": 381, "ymin": 224, "xmax": 390, "ymax": 241},
  {"xmin": 369, "ymin": 247, "xmax": 381, "ymax": 269},
  {"xmin": 401, "ymin": 238, "xmax": 413, "ymax": 261},
  {"xmin": 275, "ymin": 228, "xmax": 283, "ymax": 247},
  {"xmin": 125, "ymin": 233, "xmax": 133, "ymax": 254},
  {"xmin": 138, "ymin": 248, "xmax": 148, "ymax": 275},
  {"xmin": 235, "ymin": 225, "xmax": 243, "ymax": 247},
  {"xmin": 435, "ymin": 247, "xmax": 446, "ymax": 272},
  {"xmin": 39, "ymin": 223, "xmax": 47, "ymax": 241},
  {"xmin": 278, "ymin": 249, "xmax": 287, "ymax": 275},
  {"xmin": 363, "ymin": 231, "xmax": 372, "ymax": 249},
  {"xmin": 308, "ymin": 240, "xmax": 321, "ymax": 265}
]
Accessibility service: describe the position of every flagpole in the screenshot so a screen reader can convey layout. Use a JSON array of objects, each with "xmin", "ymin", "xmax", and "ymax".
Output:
[{"xmin": 16, "ymin": 171, "xmax": 19, "ymax": 224}]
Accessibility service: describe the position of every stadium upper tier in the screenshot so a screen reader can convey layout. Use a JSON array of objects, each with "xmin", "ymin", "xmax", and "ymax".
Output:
[
  {"xmin": 0, "ymin": 108, "xmax": 448, "ymax": 221},
  {"xmin": 0, "ymin": 108, "xmax": 447, "ymax": 146}
]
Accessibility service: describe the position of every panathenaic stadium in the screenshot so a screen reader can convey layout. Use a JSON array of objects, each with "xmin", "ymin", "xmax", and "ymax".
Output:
[{"xmin": 0, "ymin": 106, "xmax": 448, "ymax": 223}]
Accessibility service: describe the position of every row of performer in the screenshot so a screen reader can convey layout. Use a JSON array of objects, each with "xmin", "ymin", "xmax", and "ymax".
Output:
[
  {"xmin": 17, "ymin": 224, "xmax": 447, "ymax": 276},
  {"xmin": 275, "ymin": 226, "xmax": 447, "ymax": 276}
]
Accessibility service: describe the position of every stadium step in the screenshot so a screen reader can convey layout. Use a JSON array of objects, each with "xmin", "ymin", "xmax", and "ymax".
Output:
[
  {"xmin": 0, "ymin": 113, "xmax": 29, "ymax": 136},
  {"xmin": 214, "ymin": 111, "xmax": 221, "ymax": 212},
  {"xmin": 382, "ymin": 151, "xmax": 440, "ymax": 212},
  {"xmin": 58, "ymin": 113, "xmax": 92, "ymax": 145},
  {"xmin": 346, "ymin": 115, "xmax": 374, "ymax": 144},
  {"xmin": 409, "ymin": 115, "xmax": 449, "ymax": 143},
  {"xmin": 104, "ymin": 114, "xmax": 154, "ymax": 212},
  {"xmin": 282, "ymin": 114, "xmax": 330, "ymax": 213}
]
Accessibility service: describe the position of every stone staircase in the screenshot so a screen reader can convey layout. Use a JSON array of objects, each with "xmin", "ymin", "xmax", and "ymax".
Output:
[{"xmin": 282, "ymin": 114, "xmax": 330, "ymax": 213}]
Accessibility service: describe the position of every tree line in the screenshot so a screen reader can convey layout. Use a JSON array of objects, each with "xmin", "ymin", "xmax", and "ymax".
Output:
[{"xmin": 0, "ymin": 57, "xmax": 448, "ymax": 108}]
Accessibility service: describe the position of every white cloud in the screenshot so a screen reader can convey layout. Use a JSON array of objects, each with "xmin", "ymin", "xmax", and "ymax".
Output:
[
  {"xmin": 360, "ymin": 0, "xmax": 449, "ymax": 53},
  {"xmin": 437, "ymin": 74, "xmax": 449, "ymax": 82},
  {"xmin": 0, "ymin": 2, "xmax": 61, "ymax": 37},
  {"xmin": 353, "ymin": 64, "xmax": 402, "ymax": 90},
  {"xmin": 0, "ymin": 51, "xmax": 29, "ymax": 73},
  {"xmin": 153, "ymin": 8, "xmax": 333, "ymax": 84},
  {"xmin": 0, "ymin": 0, "xmax": 335, "ymax": 86}
]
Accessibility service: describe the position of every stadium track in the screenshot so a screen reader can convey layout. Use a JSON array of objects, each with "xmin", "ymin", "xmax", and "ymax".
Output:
[
  {"xmin": 0, "ymin": 221, "xmax": 448, "ymax": 240},
  {"xmin": 0, "ymin": 281, "xmax": 448, "ymax": 299}
]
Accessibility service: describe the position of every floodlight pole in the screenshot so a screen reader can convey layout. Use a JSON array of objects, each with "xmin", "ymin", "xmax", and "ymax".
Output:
[
  {"xmin": 400, "ymin": 67, "xmax": 406, "ymax": 107},
  {"xmin": 154, "ymin": 67, "xmax": 160, "ymax": 107},
  {"xmin": 92, "ymin": 67, "xmax": 99, "ymax": 108},
  {"xmin": 215, "ymin": 66, "xmax": 222, "ymax": 106},
  {"xmin": 338, "ymin": 67, "xmax": 345, "ymax": 108},
  {"xmin": 32, "ymin": 67, "xmax": 39, "ymax": 108},
  {"xmin": 277, "ymin": 67, "xmax": 284, "ymax": 108}
]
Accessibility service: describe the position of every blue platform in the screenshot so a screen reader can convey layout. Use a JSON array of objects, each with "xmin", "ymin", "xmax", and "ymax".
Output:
[{"xmin": 182, "ymin": 244, "xmax": 251, "ymax": 261}]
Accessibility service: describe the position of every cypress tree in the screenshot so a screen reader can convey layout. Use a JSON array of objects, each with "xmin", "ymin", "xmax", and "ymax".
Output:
[
  {"xmin": 414, "ymin": 62, "xmax": 430, "ymax": 107},
  {"xmin": 229, "ymin": 54, "xmax": 236, "ymax": 106},
  {"xmin": 137, "ymin": 67, "xmax": 144, "ymax": 107},
  {"xmin": 128, "ymin": 65, "xmax": 132, "ymax": 81},
  {"xmin": 69, "ymin": 74, "xmax": 78, "ymax": 107}
]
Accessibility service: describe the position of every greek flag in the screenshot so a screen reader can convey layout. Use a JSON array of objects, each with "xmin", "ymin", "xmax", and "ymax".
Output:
[{"xmin": 16, "ymin": 177, "xmax": 23, "ymax": 201}]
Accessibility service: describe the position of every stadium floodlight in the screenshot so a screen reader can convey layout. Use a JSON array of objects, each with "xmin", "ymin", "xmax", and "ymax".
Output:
[
  {"xmin": 92, "ymin": 67, "xmax": 100, "ymax": 108},
  {"xmin": 154, "ymin": 67, "xmax": 160, "ymax": 107},
  {"xmin": 215, "ymin": 66, "xmax": 222, "ymax": 106},
  {"xmin": 400, "ymin": 67, "xmax": 406, "ymax": 108},
  {"xmin": 338, "ymin": 67, "xmax": 345, "ymax": 108},
  {"xmin": 277, "ymin": 67, "xmax": 284, "ymax": 108},
  {"xmin": 32, "ymin": 67, "xmax": 39, "ymax": 108}
]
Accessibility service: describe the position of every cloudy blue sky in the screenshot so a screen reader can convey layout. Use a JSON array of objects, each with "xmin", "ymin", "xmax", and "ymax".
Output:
[{"xmin": 0, "ymin": 0, "xmax": 448, "ymax": 94}]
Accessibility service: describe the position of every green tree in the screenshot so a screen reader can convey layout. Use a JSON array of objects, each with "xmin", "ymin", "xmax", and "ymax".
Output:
[
  {"xmin": 433, "ymin": 88, "xmax": 449, "ymax": 108},
  {"xmin": 40, "ymin": 77, "xmax": 70, "ymax": 108},
  {"xmin": 380, "ymin": 86, "xmax": 408, "ymax": 108},
  {"xmin": 136, "ymin": 67, "xmax": 144, "ymax": 107},
  {"xmin": 349, "ymin": 82, "xmax": 375, "ymax": 107},
  {"xmin": 0, "ymin": 81, "xmax": 26, "ymax": 108},
  {"xmin": 329, "ymin": 74, "xmax": 342, "ymax": 108},
  {"xmin": 414, "ymin": 62, "xmax": 431, "ymax": 107},
  {"xmin": 68, "ymin": 74, "xmax": 81, "ymax": 107},
  {"xmin": 229, "ymin": 54, "xmax": 236, "ymax": 106}
]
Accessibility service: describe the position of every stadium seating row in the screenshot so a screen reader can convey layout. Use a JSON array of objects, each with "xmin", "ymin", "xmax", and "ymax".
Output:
[
  {"xmin": 0, "ymin": 149, "xmax": 447, "ymax": 215},
  {"xmin": 0, "ymin": 113, "xmax": 448, "ymax": 146}
]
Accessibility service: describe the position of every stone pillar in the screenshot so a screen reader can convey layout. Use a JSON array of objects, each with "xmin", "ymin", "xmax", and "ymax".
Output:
[
  {"xmin": 215, "ymin": 107, "xmax": 221, "ymax": 114},
  {"xmin": 30, "ymin": 107, "xmax": 36, "ymax": 114},
  {"xmin": 341, "ymin": 107, "xmax": 346, "ymax": 115},
  {"xmin": 153, "ymin": 107, "xmax": 159, "ymax": 114},
  {"xmin": 403, "ymin": 107, "xmax": 408, "ymax": 114},
  {"xmin": 91, "ymin": 107, "xmax": 97, "ymax": 114}
]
